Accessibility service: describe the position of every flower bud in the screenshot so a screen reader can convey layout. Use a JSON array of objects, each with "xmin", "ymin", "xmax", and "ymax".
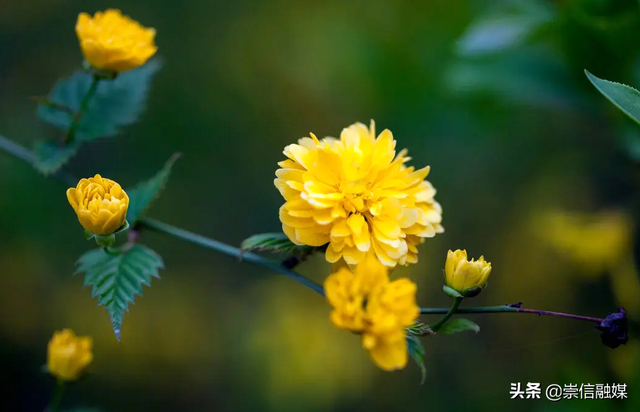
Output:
[
  {"xmin": 76, "ymin": 9, "xmax": 157, "ymax": 73},
  {"xmin": 444, "ymin": 249, "xmax": 492, "ymax": 297},
  {"xmin": 47, "ymin": 329, "xmax": 93, "ymax": 381},
  {"xmin": 67, "ymin": 174, "xmax": 129, "ymax": 236}
]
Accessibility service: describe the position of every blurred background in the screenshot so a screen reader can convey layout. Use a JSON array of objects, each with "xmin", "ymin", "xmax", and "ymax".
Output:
[{"xmin": 1, "ymin": 0, "xmax": 640, "ymax": 411}]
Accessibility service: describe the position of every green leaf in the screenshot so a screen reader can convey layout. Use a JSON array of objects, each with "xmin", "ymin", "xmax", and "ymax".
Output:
[
  {"xmin": 456, "ymin": 2, "xmax": 553, "ymax": 57},
  {"xmin": 240, "ymin": 233, "xmax": 315, "ymax": 255},
  {"xmin": 38, "ymin": 59, "xmax": 162, "ymax": 141},
  {"xmin": 32, "ymin": 140, "xmax": 80, "ymax": 175},
  {"xmin": 126, "ymin": 153, "xmax": 181, "ymax": 224},
  {"xmin": 447, "ymin": 49, "xmax": 586, "ymax": 110},
  {"xmin": 406, "ymin": 335, "xmax": 427, "ymax": 384},
  {"xmin": 585, "ymin": 70, "xmax": 640, "ymax": 126},
  {"xmin": 76, "ymin": 244, "xmax": 163, "ymax": 341},
  {"xmin": 438, "ymin": 318, "xmax": 480, "ymax": 335}
]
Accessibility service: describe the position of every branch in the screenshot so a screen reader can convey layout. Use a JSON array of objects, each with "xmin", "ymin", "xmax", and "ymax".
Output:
[
  {"xmin": 420, "ymin": 304, "xmax": 604, "ymax": 324},
  {"xmin": 0, "ymin": 133, "xmax": 324, "ymax": 296},
  {"xmin": 0, "ymin": 133, "xmax": 623, "ymax": 338}
]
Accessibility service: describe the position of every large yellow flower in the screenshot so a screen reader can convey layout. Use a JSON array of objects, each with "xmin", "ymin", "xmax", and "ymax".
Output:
[
  {"xmin": 324, "ymin": 254, "xmax": 419, "ymax": 371},
  {"xmin": 47, "ymin": 329, "xmax": 93, "ymax": 381},
  {"xmin": 275, "ymin": 121, "xmax": 443, "ymax": 267},
  {"xmin": 76, "ymin": 9, "xmax": 157, "ymax": 73},
  {"xmin": 67, "ymin": 174, "xmax": 129, "ymax": 235}
]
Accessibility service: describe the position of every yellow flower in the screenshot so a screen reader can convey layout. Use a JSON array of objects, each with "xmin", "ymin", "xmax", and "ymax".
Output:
[
  {"xmin": 47, "ymin": 329, "xmax": 93, "ymax": 381},
  {"xmin": 76, "ymin": 9, "xmax": 157, "ymax": 73},
  {"xmin": 536, "ymin": 209, "xmax": 632, "ymax": 274},
  {"xmin": 275, "ymin": 121, "xmax": 443, "ymax": 267},
  {"xmin": 67, "ymin": 174, "xmax": 129, "ymax": 235},
  {"xmin": 324, "ymin": 254, "xmax": 419, "ymax": 371},
  {"xmin": 444, "ymin": 249, "xmax": 492, "ymax": 296}
]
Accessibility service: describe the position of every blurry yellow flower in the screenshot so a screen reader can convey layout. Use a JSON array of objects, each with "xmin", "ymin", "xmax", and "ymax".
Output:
[
  {"xmin": 325, "ymin": 254, "xmax": 419, "ymax": 370},
  {"xmin": 536, "ymin": 209, "xmax": 632, "ymax": 274},
  {"xmin": 67, "ymin": 174, "xmax": 129, "ymax": 235},
  {"xmin": 275, "ymin": 121, "xmax": 443, "ymax": 267},
  {"xmin": 47, "ymin": 329, "xmax": 93, "ymax": 381},
  {"xmin": 444, "ymin": 249, "xmax": 492, "ymax": 296},
  {"xmin": 76, "ymin": 9, "xmax": 157, "ymax": 72}
]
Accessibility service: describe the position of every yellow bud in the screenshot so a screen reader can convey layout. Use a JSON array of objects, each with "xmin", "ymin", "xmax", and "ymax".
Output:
[
  {"xmin": 444, "ymin": 249, "xmax": 492, "ymax": 296},
  {"xmin": 76, "ymin": 9, "xmax": 157, "ymax": 73},
  {"xmin": 47, "ymin": 329, "xmax": 93, "ymax": 381},
  {"xmin": 67, "ymin": 174, "xmax": 129, "ymax": 236}
]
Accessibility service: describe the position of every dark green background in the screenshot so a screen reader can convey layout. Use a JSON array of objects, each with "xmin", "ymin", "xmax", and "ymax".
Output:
[{"xmin": 1, "ymin": 0, "xmax": 639, "ymax": 411}]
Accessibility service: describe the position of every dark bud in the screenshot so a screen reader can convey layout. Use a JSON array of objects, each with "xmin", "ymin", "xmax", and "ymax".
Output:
[
  {"xmin": 596, "ymin": 307, "xmax": 628, "ymax": 349},
  {"xmin": 282, "ymin": 255, "xmax": 302, "ymax": 269}
]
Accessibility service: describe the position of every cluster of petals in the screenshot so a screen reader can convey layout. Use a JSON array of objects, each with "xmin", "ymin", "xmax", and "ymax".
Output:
[
  {"xmin": 76, "ymin": 9, "xmax": 157, "ymax": 72},
  {"xmin": 275, "ymin": 121, "xmax": 443, "ymax": 267},
  {"xmin": 47, "ymin": 329, "xmax": 93, "ymax": 381},
  {"xmin": 444, "ymin": 249, "xmax": 492, "ymax": 294},
  {"xmin": 324, "ymin": 254, "xmax": 419, "ymax": 370},
  {"xmin": 66, "ymin": 174, "xmax": 129, "ymax": 235}
]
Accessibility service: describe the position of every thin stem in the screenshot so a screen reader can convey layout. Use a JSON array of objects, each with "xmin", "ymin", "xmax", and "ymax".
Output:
[
  {"xmin": 429, "ymin": 297, "xmax": 464, "ymax": 332},
  {"xmin": 0, "ymin": 134, "xmax": 77, "ymax": 186},
  {"xmin": 48, "ymin": 380, "xmax": 64, "ymax": 412},
  {"xmin": 103, "ymin": 247, "xmax": 122, "ymax": 256},
  {"xmin": 140, "ymin": 217, "xmax": 325, "ymax": 296},
  {"xmin": 515, "ymin": 307, "xmax": 603, "ymax": 323},
  {"xmin": 0, "ymin": 134, "xmax": 325, "ymax": 297},
  {"xmin": 420, "ymin": 305, "xmax": 604, "ymax": 324},
  {"xmin": 65, "ymin": 74, "xmax": 100, "ymax": 144}
]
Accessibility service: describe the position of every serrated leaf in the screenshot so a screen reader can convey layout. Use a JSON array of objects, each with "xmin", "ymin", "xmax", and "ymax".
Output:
[
  {"xmin": 585, "ymin": 70, "xmax": 640, "ymax": 126},
  {"xmin": 240, "ymin": 233, "xmax": 315, "ymax": 255},
  {"xmin": 38, "ymin": 59, "xmax": 161, "ymax": 141},
  {"xmin": 32, "ymin": 140, "xmax": 80, "ymax": 175},
  {"xmin": 406, "ymin": 335, "xmax": 427, "ymax": 384},
  {"xmin": 437, "ymin": 318, "xmax": 480, "ymax": 335},
  {"xmin": 126, "ymin": 153, "xmax": 181, "ymax": 224},
  {"xmin": 76, "ymin": 244, "xmax": 163, "ymax": 341}
]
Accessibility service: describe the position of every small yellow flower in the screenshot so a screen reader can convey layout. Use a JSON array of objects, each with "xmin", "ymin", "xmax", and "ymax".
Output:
[
  {"xmin": 325, "ymin": 254, "xmax": 419, "ymax": 371},
  {"xmin": 76, "ymin": 9, "xmax": 157, "ymax": 73},
  {"xmin": 67, "ymin": 174, "xmax": 129, "ymax": 235},
  {"xmin": 444, "ymin": 249, "xmax": 492, "ymax": 296},
  {"xmin": 47, "ymin": 329, "xmax": 93, "ymax": 381},
  {"xmin": 275, "ymin": 120, "xmax": 443, "ymax": 268}
]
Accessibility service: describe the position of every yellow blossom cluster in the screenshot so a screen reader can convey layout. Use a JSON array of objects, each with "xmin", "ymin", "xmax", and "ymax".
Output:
[
  {"xmin": 67, "ymin": 174, "xmax": 129, "ymax": 236},
  {"xmin": 324, "ymin": 254, "xmax": 419, "ymax": 370},
  {"xmin": 444, "ymin": 249, "xmax": 492, "ymax": 296},
  {"xmin": 76, "ymin": 9, "xmax": 157, "ymax": 73},
  {"xmin": 275, "ymin": 121, "xmax": 443, "ymax": 268},
  {"xmin": 47, "ymin": 329, "xmax": 93, "ymax": 381}
]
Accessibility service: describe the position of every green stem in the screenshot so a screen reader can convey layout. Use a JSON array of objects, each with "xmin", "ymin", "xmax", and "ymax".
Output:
[
  {"xmin": 48, "ymin": 380, "xmax": 64, "ymax": 412},
  {"xmin": 0, "ymin": 134, "xmax": 77, "ymax": 185},
  {"xmin": 429, "ymin": 296, "xmax": 464, "ymax": 332},
  {"xmin": 140, "ymin": 218, "xmax": 325, "ymax": 296},
  {"xmin": 0, "ymin": 134, "xmax": 325, "ymax": 297},
  {"xmin": 420, "ymin": 305, "xmax": 604, "ymax": 323},
  {"xmin": 103, "ymin": 247, "xmax": 123, "ymax": 256},
  {"xmin": 65, "ymin": 74, "xmax": 100, "ymax": 144}
]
